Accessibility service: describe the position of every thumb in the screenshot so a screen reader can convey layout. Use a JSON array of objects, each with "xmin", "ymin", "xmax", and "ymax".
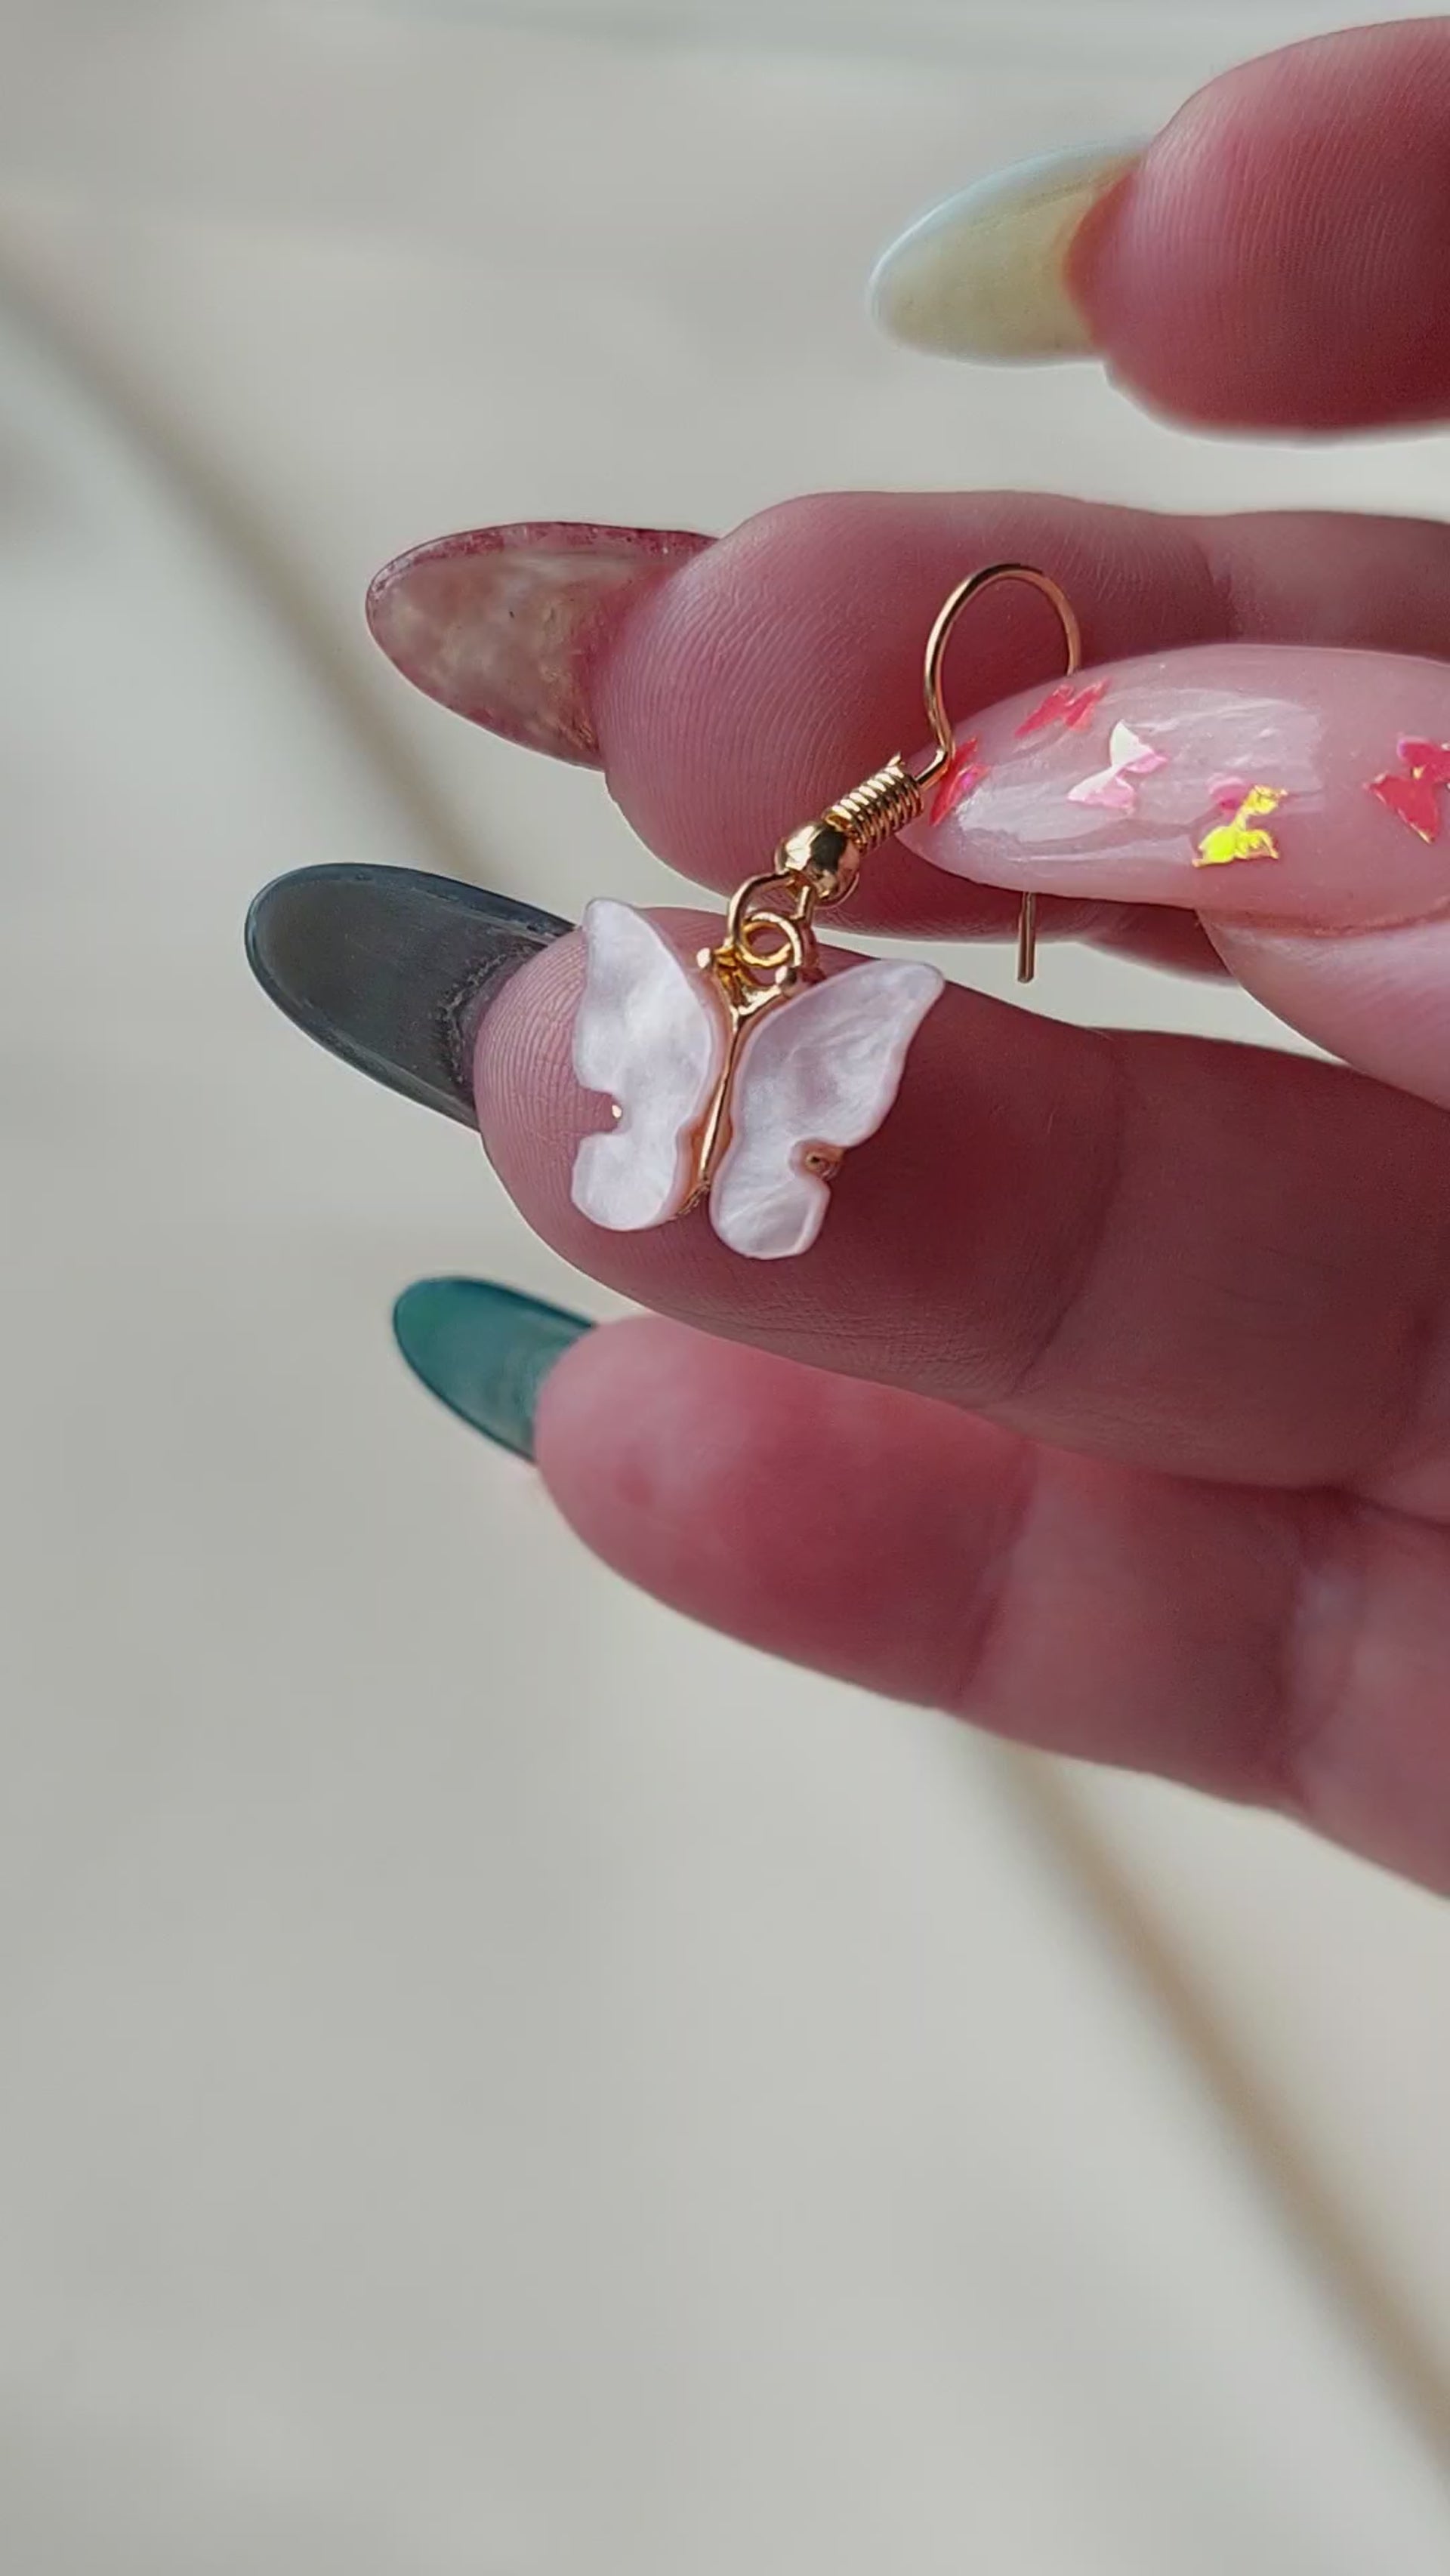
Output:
[{"xmin": 902, "ymin": 640, "xmax": 1450, "ymax": 1106}]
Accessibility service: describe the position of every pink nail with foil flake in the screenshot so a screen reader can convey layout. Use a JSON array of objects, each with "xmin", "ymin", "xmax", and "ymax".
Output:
[
  {"xmin": 902, "ymin": 641, "xmax": 1450, "ymax": 932},
  {"xmin": 366, "ymin": 521, "xmax": 712, "ymax": 765}
]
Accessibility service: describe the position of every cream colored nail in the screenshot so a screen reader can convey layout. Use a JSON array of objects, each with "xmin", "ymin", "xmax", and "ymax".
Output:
[{"xmin": 868, "ymin": 140, "xmax": 1146, "ymax": 362}]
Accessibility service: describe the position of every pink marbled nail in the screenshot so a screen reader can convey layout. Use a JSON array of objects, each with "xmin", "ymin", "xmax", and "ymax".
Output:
[
  {"xmin": 903, "ymin": 642, "xmax": 1450, "ymax": 932},
  {"xmin": 366, "ymin": 520, "xmax": 712, "ymax": 765}
]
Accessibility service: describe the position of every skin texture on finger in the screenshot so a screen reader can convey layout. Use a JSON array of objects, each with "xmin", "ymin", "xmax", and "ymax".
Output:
[
  {"xmin": 475, "ymin": 916, "xmax": 1450, "ymax": 1505},
  {"xmin": 536, "ymin": 1318, "xmax": 1450, "ymax": 1894},
  {"xmin": 1069, "ymin": 21, "xmax": 1450, "ymax": 430}
]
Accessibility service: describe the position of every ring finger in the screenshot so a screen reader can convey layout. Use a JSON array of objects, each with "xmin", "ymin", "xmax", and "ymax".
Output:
[{"xmin": 474, "ymin": 911, "xmax": 1450, "ymax": 1511}]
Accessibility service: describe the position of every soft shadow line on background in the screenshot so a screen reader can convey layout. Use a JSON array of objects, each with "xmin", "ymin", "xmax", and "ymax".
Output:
[
  {"xmin": 3, "ymin": 226, "xmax": 1448, "ymax": 2476},
  {"xmin": 0, "ymin": 248, "xmax": 492, "ymax": 895},
  {"xmin": 1010, "ymin": 1752, "xmax": 1450, "ymax": 2477}
]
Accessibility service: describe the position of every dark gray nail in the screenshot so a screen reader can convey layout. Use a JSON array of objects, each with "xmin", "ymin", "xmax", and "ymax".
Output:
[{"xmin": 245, "ymin": 864, "xmax": 571, "ymax": 1123}]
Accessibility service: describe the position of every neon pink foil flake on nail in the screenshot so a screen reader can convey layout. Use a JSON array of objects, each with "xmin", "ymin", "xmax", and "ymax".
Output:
[
  {"xmin": 1066, "ymin": 721, "xmax": 1167, "ymax": 812},
  {"xmin": 1014, "ymin": 679, "xmax": 1108, "ymax": 738},
  {"xmin": 366, "ymin": 520, "xmax": 712, "ymax": 763},
  {"xmin": 1368, "ymin": 738, "xmax": 1450, "ymax": 843},
  {"xmin": 928, "ymin": 736, "xmax": 987, "ymax": 824}
]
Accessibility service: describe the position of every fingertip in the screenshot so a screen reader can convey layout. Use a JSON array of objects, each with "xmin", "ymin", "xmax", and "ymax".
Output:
[
  {"xmin": 532, "ymin": 1314, "xmax": 1016, "ymax": 1697},
  {"xmin": 532, "ymin": 1316, "xmax": 803, "ymax": 1613},
  {"xmin": 871, "ymin": 24, "xmax": 1450, "ymax": 432},
  {"xmin": 867, "ymin": 141, "xmax": 1146, "ymax": 363},
  {"xmin": 471, "ymin": 922, "xmax": 585, "ymax": 1202},
  {"xmin": 532, "ymin": 1312, "xmax": 702, "ymax": 1518},
  {"xmin": 1066, "ymin": 23, "xmax": 1450, "ymax": 429}
]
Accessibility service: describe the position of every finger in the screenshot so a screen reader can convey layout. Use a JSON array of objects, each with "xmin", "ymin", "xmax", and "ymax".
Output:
[
  {"xmin": 367, "ymin": 495, "xmax": 1450, "ymax": 940},
  {"xmin": 535, "ymin": 1317, "xmax": 1450, "ymax": 1896},
  {"xmin": 475, "ymin": 916, "xmax": 1450, "ymax": 1508},
  {"xmin": 1081, "ymin": 904, "xmax": 1226, "ymax": 980},
  {"xmin": 905, "ymin": 636, "xmax": 1450, "ymax": 1107},
  {"xmin": 870, "ymin": 21, "xmax": 1450, "ymax": 431}
]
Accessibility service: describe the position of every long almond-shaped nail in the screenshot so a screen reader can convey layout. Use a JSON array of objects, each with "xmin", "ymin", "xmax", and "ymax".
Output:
[
  {"xmin": 245, "ymin": 864, "xmax": 569, "ymax": 1120},
  {"xmin": 902, "ymin": 642, "xmax": 1450, "ymax": 932},
  {"xmin": 366, "ymin": 520, "xmax": 712, "ymax": 763},
  {"xmin": 868, "ymin": 140, "xmax": 1144, "ymax": 361},
  {"xmin": 393, "ymin": 1278, "xmax": 591, "ymax": 1461}
]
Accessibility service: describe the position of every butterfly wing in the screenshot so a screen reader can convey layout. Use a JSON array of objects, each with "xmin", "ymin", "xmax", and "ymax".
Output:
[
  {"xmin": 1115, "ymin": 723, "xmax": 1166, "ymax": 775},
  {"xmin": 571, "ymin": 899, "xmax": 727, "ymax": 1230},
  {"xmin": 1066, "ymin": 760, "xmax": 1125, "ymax": 810},
  {"xmin": 709, "ymin": 959, "xmax": 943, "ymax": 1261},
  {"xmin": 1195, "ymin": 785, "xmax": 1286, "ymax": 866},
  {"xmin": 1370, "ymin": 772, "xmax": 1442, "ymax": 842},
  {"xmin": 1067, "ymin": 741, "xmax": 1135, "ymax": 809},
  {"xmin": 1017, "ymin": 679, "xmax": 1104, "ymax": 738},
  {"xmin": 1066, "ymin": 722, "xmax": 1165, "ymax": 811},
  {"xmin": 1063, "ymin": 682, "xmax": 1109, "ymax": 731}
]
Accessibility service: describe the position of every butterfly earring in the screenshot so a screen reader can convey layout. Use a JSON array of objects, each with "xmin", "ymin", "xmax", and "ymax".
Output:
[{"xmin": 570, "ymin": 561, "xmax": 1082, "ymax": 1261}]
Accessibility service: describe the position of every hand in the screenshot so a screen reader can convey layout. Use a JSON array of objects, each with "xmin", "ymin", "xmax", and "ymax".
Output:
[{"xmin": 272, "ymin": 21, "xmax": 1450, "ymax": 1895}]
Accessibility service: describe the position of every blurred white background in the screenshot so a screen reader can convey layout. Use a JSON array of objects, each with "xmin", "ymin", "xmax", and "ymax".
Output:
[{"xmin": 2, "ymin": 2, "xmax": 1450, "ymax": 2567}]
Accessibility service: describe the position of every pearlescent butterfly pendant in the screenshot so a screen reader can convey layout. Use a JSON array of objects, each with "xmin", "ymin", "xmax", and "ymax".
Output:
[
  {"xmin": 571, "ymin": 890, "xmax": 942, "ymax": 1260},
  {"xmin": 567, "ymin": 561, "xmax": 1085, "ymax": 1261}
]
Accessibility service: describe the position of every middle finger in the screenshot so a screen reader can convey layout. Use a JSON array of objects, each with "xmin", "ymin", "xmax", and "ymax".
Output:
[
  {"xmin": 369, "ymin": 491, "xmax": 1450, "ymax": 941},
  {"xmin": 477, "ymin": 914, "xmax": 1450, "ymax": 1502}
]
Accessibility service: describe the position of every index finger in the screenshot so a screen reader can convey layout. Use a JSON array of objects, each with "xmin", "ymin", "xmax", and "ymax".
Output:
[{"xmin": 367, "ymin": 491, "xmax": 1450, "ymax": 938}]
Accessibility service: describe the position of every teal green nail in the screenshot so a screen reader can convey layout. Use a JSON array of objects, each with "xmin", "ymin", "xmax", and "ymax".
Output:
[{"xmin": 392, "ymin": 1277, "xmax": 592, "ymax": 1460}]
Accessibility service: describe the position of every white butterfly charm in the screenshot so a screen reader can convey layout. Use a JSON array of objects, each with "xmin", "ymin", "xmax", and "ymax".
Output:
[
  {"xmin": 1066, "ymin": 721, "xmax": 1168, "ymax": 812},
  {"xmin": 571, "ymin": 899, "xmax": 942, "ymax": 1261}
]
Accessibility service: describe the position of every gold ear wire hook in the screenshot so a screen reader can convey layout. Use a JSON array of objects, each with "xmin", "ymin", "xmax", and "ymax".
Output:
[
  {"xmin": 775, "ymin": 559, "xmax": 1082, "ymax": 984},
  {"xmin": 914, "ymin": 562, "xmax": 1082, "ymax": 984}
]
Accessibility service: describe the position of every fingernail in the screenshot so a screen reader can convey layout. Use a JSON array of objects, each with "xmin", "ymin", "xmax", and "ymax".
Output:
[
  {"xmin": 245, "ymin": 863, "xmax": 570, "ymax": 1121},
  {"xmin": 393, "ymin": 1278, "xmax": 591, "ymax": 1459},
  {"xmin": 366, "ymin": 520, "xmax": 713, "ymax": 763},
  {"xmin": 868, "ymin": 140, "xmax": 1144, "ymax": 362},
  {"xmin": 903, "ymin": 642, "xmax": 1450, "ymax": 931}
]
